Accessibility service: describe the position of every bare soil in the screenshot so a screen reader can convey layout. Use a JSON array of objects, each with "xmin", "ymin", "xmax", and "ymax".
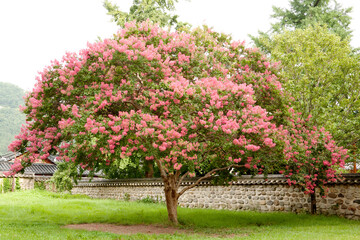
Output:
[{"xmin": 64, "ymin": 223, "xmax": 191, "ymax": 235}]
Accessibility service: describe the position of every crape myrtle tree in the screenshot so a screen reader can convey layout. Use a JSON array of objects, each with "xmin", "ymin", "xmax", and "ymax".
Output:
[{"xmin": 9, "ymin": 21, "xmax": 347, "ymax": 223}]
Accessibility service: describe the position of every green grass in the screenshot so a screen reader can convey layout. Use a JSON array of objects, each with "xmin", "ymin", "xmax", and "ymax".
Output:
[{"xmin": 0, "ymin": 190, "xmax": 359, "ymax": 239}]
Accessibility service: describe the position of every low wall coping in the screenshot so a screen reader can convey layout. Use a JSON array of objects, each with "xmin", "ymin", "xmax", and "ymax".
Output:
[
  {"xmin": 0, "ymin": 173, "xmax": 35, "ymax": 178},
  {"xmin": 74, "ymin": 173, "xmax": 360, "ymax": 188}
]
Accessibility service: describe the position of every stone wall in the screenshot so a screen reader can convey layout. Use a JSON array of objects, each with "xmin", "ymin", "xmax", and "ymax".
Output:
[
  {"xmin": 0, "ymin": 173, "xmax": 35, "ymax": 191},
  {"xmin": 72, "ymin": 174, "xmax": 360, "ymax": 220}
]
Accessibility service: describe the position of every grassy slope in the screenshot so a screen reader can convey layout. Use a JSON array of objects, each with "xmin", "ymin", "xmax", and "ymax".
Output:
[{"xmin": 0, "ymin": 190, "xmax": 359, "ymax": 240}]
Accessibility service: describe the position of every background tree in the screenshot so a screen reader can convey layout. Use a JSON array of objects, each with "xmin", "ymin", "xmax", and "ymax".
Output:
[
  {"xmin": 104, "ymin": 0, "xmax": 189, "ymax": 30},
  {"xmin": 250, "ymin": 0, "xmax": 359, "ymax": 166},
  {"xmin": 9, "ymin": 21, "xmax": 347, "ymax": 223},
  {"xmin": 262, "ymin": 25, "xmax": 360, "ymax": 156},
  {"xmin": 251, "ymin": 0, "xmax": 353, "ymax": 53}
]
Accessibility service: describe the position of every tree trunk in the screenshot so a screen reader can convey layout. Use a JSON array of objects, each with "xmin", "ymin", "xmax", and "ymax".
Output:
[
  {"xmin": 145, "ymin": 160, "xmax": 154, "ymax": 178},
  {"xmin": 310, "ymin": 190, "xmax": 317, "ymax": 214},
  {"xmin": 11, "ymin": 176, "xmax": 15, "ymax": 192},
  {"xmin": 163, "ymin": 175, "xmax": 179, "ymax": 224}
]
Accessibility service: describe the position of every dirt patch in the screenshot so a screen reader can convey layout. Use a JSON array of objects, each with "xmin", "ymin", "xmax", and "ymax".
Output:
[
  {"xmin": 64, "ymin": 223, "xmax": 191, "ymax": 235},
  {"xmin": 64, "ymin": 223, "xmax": 249, "ymax": 238}
]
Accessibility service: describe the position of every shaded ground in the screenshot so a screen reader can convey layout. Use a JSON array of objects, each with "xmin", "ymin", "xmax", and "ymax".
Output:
[{"xmin": 65, "ymin": 223, "xmax": 191, "ymax": 235}]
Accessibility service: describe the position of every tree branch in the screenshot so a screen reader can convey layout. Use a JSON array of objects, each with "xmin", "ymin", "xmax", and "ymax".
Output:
[
  {"xmin": 177, "ymin": 164, "xmax": 244, "ymax": 199},
  {"xmin": 175, "ymin": 169, "xmax": 181, "ymax": 182},
  {"xmin": 123, "ymin": 100, "xmax": 141, "ymax": 111},
  {"xmin": 176, "ymin": 171, "xmax": 188, "ymax": 188},
  {"xmin": 155, "ymin": 158, "xmax": 167, "ymax": 180},
  {"xmin": 313, "ymin": 0, "xmax": 321, "ymax": 7}
]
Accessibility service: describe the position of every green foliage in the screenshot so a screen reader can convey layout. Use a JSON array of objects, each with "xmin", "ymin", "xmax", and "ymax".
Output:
[
  {"xmin": 2, "ymin": 178, "xmax": 12, "ymax": 193},
  {"xmin": 15, "ymin": 177, "xmax": 21, "ymax": 191},
  {"xmin": 250, "ymin": 1, "xmax": 359, "ymax": 166},
  {"xmin": 251, "ymin": 0, "xmax": 353, "ymax": 53},
  {"xmin": 34, "ymin": 181, "xmax": 46, "ymax": 191},
  {"xmin": 123, "ymin": 192, "xmax": 130, "ymax": 201},
  {"xmin": 138, "ymin": 195, "xmax": 162, "ymax": 204},
  {"xmin": 101, "ymin": 154, "xmax": 161, "ymax": 179},
  {"xmin": 102, "ymin": 155, "xmax": 146, "ymax": 179},
  {"xmin": 138, "ymin": 195, "xmax": 157, "ymax": 204},
  {"xmin": 104, "ymin": 0, "xmax": 190, "ymax": 30},
  {"xmin": 263, "ymin": 24, "xmax": 360, "ymax": 159},
  {"xmin": 272, "ymin": 0, "xmax": 352, "ymax": 39},
  {"xmin": 49, "ymin": 161, "xmax": 80, "ymax": 192}
]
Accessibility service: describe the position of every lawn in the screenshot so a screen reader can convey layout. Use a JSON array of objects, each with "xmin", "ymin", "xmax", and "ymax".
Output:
[{"xmin": 0, "ymin": 190, "xmax": 359, "ymax": 239}]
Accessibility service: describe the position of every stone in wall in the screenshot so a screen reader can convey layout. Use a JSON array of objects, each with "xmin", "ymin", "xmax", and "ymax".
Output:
[
  {"xmin": 71, "ymin": 174, "xmax": 360, "ymax": 220},
  {"xmin": 0, "ymin": 174, "xmax": 35, "ymax": 191}
]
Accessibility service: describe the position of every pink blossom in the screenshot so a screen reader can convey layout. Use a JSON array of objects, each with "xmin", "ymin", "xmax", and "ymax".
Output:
[
  {"xmin": 91, "ymin": 128, "xmax": 99, "ymax": 134},
  {"xmin": 174, "ymin": 163, "xmax": 182, "ymax": 170},
  {"xmin": 263, "ymin": 138, "xmax": 276, "ymax": 147},
  {"xmin": 245, "ymin": 144, "xmax": 260, "ymax": 151}
]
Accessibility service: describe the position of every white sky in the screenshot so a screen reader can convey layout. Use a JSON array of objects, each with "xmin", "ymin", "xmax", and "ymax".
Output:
[{"xmin": 0, "ymin": 0, "xmax": 359, "ymax": 91}]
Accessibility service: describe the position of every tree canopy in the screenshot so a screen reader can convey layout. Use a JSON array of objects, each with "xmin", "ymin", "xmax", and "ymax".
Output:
[
  {"xmin": 104, "ymin": 0, "xmax": 189, "ymax": 30},
  {"xmin": 261, "ymin": 25, "xmax": 360, "ymax": 156},
  {"xmin": 251, "ymin": 0, "xmax": 353, "ymax": 53},
  {"xmin": 9, "ymin": 21, "xmax": 348, "ymax": 223},
  {"xmin": 250, "ymin": 0, "xmax": 360, "ymax": 162}
]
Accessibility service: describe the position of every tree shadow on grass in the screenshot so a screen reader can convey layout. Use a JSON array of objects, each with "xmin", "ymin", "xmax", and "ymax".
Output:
[{"xmin": 177, "ymin": 207, "xmax": 358, "ymax": 229}]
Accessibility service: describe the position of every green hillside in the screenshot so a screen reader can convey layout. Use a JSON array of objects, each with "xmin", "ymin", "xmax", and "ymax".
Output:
[
  {"xmin": 0, "ymin": 82, "xmax": 26, "ymax": 154},
  {"xmin": 0, "ymin": 82, "xmax": 25, "ymax": 109}
]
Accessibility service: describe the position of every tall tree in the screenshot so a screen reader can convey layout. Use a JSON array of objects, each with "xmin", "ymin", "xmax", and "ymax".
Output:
[
  {"xmin": 8, "ymin": 21, "xmax": 347, "ymax": 223},
  {"xmin": 250, "ymin": 0, "xmax": 359, "ymax": 164},
  {"xmin": 260, "ymin": 24, "xmax": 360, "ymax": 163},
  {"xmin": 104, "ymin": 0, "xmax": 189, "ymax": 30},
  {"xmin": 251, "ymin": 0, "xmax": 353, "ymax": 53}
]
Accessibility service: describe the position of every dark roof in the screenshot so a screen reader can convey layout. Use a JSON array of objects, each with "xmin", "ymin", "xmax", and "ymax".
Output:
[
  {"xmin": 27, "ymin": 164, "xmax": 58, "ymax": 175},
  {"xmin": 0, "ymin": 162, "xmax": 57, "ymax": 175},
  {"xmin": 0, "ymin": 152, "xmax": 59, "ymax": 164},
  {"xmin": 0, "ymin": 162, "xmax": 12, "ymax": 172},
  {"xmin": 0, "ymin": 152, "xmax": 22, "ymax": 161},
  {"xmin": 47, "ymin": 155, "xmax": 59, "ymax": 164},
  {"xmin": 0, "ymin": 161, "xmax": 103, "ymax": 177}
]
